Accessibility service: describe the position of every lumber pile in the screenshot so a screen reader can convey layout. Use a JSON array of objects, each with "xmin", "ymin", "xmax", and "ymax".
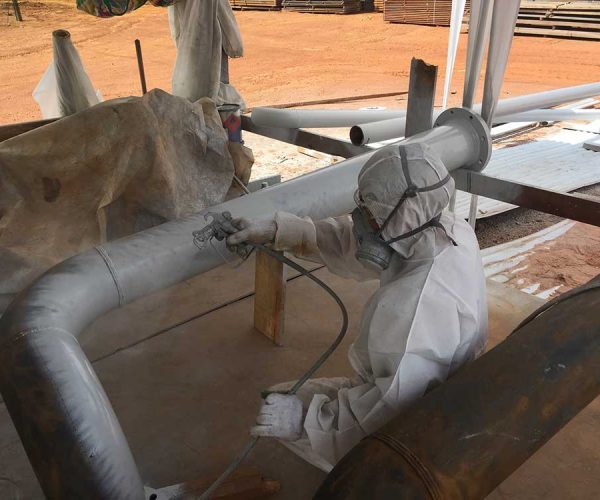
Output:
[
  {"xmin": 384, "ymin": 0, "xmax": 469, "ymax": 27},
  {"xmin": 374, "ymin": 0, "xmax": 384, "ymax": 12},
  {"xmin": 282, "ymin": 0, "xmax": 362, "ymax": 14},
  {"xmin": 515, "ymin": 2, "xmax": 600, "ymax": 41},
  {"xmin": 230, "ymin": 0, "xmax": 282, "ymax": 10}
]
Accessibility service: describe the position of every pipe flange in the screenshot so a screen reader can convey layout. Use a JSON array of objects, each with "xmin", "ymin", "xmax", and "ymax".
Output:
[{"xmin": 434, "ymin": 107, "xmax": 492, "ymax": 172}]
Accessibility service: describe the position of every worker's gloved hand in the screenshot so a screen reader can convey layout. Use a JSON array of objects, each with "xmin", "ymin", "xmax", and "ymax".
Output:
[
  {"xmin": 250, "ymin": 393, "xmax": 303, "ymax": 441},
  {"xmin": 225, "ymin": 218, "xmax": 277, "ymax": 247}
]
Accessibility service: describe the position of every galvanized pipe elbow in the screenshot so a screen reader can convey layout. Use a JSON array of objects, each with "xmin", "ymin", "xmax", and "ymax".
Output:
[{"xmin": 0, "ymin": 250, "xmax": 145, "ymax": 499}]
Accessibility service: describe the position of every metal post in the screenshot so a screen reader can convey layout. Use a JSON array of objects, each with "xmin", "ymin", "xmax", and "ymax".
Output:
[
  {"xmin": 221, "ymin": 49, "xmax": 230, "ymax": 84},
  {"xmin": 12, "ymin": 0, "xmax": 22, "ymax": 22},
  {"xmin": 134, "ymin": 39, "xmax": 147, "ymax": 95},
  {"xmin": 405, "ymin": 58, "xmax": 437, "ymax": 138}
]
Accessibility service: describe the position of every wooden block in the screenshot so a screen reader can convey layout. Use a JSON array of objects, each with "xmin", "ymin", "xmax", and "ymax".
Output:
[
  {"xmin": 149, "ymin": 466, "xmax": 280, "ymax": 499},
  {"xmin": 254, "ymin": 250, "xmax": 287, "ymax": 345}
]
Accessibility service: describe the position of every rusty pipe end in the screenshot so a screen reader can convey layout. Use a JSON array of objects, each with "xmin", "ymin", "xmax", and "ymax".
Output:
[
  {"xmin": 52, "ymin": 29, "xmax": 71, "ymax": 40},
  {"xmin": 314, "ymin": 437, "xmax": 440, "ymax": 500}
]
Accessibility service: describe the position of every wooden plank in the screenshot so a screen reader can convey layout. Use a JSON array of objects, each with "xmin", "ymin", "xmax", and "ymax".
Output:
[
  {"xmin": 516, "ymin": 19, "xmax": 600, "ymax": 31},
  {"xmin": 254, "ymin": 250, "xmax": 287, "ymax": 345},
  {"xmin": 514, "ymin": 26, "xmax": 600, "ymax": 40},
  {"xmin": 150, "ymin": 467, "xmax": 280, "ymax": 499},
  {"xmin": 583, "ymin": 135, "xmax": 600, "ymax": 153}
]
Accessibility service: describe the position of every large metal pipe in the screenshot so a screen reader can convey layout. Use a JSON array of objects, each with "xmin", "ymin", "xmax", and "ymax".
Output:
[
  {"xmin": 0, "ymin": 110, "xmax": 489, "ymax": 498},
  {"xmin": 315, "ymin": 277, "xmax": 600, "ymax": 499},
  {"xmin": 251, "ymin": 107, "xmax": 407, "ymax": 129},
  {"xmin": 351, "ymin": 82, "xmax": 600, "ymax": 145}
]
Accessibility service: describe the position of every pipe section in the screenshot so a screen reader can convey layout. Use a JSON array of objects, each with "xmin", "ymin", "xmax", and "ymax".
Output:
[
  {"xmin": 315, "ymin": 277, "xmax": 600, "ymax": 499},
  {"xmin": 251, "ymin": 107, "xmax": 407, "ymax": 129},
  {"xmin": 462, "ymin": 0, "xmax": 493, "ymax": 109},
  {"xmin": 500, "ymin": 108, "xmax": 600, "ymax": 123},
  {"xmin": 480, "ymin": 0, "xmax": 520, "ymax": 125},
  {"xmin": 0, "ymin": 111, "xmax": 489, "ymax": 498},
  {"xmin": 350, "ymin": 82, "xmax": 600, "ymax": 145}
]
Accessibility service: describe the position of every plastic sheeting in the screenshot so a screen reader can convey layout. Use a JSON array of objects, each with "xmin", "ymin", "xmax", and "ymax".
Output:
[
  {"xmin": 0, "ymin": 90, "xmax": 240, "ymax": 296},
  {"xmin": 169, "ymin": 0, "xmax": 245, "ymax": 108},
  {"xmin": 33, "ymin": 30, "xmax": 101, "ymax": 119}
]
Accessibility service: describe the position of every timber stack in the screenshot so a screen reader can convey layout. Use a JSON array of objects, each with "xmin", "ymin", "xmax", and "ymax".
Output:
[
  {"xmin": 384, "ymin": 0, "xmax": 470, "ymax": 26},
  {"xmin": 282, "ymin": 0, "xmax": 362, "ymax": 13},
  {"xmin": 374, "ymin": 0, "xmax": 383, "ymax": 12},
  {"xmin": 515, "ymin": 1, "xmax": 600, "ymax": 41},
  {"xmin": 230, "ymin": 0, "xmax": 282, "ymax": 10}
]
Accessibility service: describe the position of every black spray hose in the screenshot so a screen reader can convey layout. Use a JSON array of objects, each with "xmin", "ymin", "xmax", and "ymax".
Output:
[{"xmin": 198, "ymin": 243, "xmax": 349, "ymax": 499}]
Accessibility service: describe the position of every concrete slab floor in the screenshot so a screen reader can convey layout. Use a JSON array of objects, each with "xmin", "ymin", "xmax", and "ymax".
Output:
[{"xmin": 0, "ymin": 263, "xmax": 599, "ymax": 499}]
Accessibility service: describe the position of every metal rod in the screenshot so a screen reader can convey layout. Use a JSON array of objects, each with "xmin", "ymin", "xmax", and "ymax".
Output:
[
  {"xmin": 315, "ymin": 276, "xmax": 600, "ymax": 499},
  {"xmin": 135, "ymin": 39, "xmax": 147, "ymax": 95},
  {"xmin": 12, "ymin": 0, "xmax": 22, "ymax": 21}
]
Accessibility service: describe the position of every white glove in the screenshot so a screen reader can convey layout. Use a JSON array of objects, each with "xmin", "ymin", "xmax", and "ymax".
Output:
[
  {"xmin": 250, "ymin": 393, "xmax": 303, "ymax": 441},
  {"xmin": 225, "ymin": 218, "xmax": 277, "ymax": 247}
]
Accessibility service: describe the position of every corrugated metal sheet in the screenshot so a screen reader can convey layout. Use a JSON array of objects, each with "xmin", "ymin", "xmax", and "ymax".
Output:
[
  {"xmin": 454, "ymin": 120, "xmax": 600, "ymax": 219},
  {"xmin": 481, "ymin": 220, "xmax": 575, "ymax": 299}
]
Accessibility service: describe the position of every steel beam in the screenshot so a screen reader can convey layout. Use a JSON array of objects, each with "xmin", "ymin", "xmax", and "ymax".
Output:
[{"xmin": 453, "ymin": 169, "xmax": 600, "ymax": 227}]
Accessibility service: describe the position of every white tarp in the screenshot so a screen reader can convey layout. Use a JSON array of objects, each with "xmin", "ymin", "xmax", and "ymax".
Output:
[{"xmin": 33, "ymin": 30, "xmax": 102, "ymax": 119}]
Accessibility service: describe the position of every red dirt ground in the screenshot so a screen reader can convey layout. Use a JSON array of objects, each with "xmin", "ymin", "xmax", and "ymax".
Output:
[{"xmin": 1, "ymin": 1, "xmax": 600, "ymax": 123}]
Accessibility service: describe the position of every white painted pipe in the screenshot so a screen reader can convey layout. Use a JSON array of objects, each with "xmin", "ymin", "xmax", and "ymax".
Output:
[
  {"xmin": 442, "ymin": 0, "xmax": 467, "ymax": 110},
  {"xmin": 500, "ymin": 109, "xmax": 600, "ymax": 123},
  {"xmin": 480, "ymin": 0, "xmax": 521, "ymax": 125},
  {"xmin": 350, "ymin": 82, "xmax": 600, "ymax": 145},
  {"xmin": 251, "ymin": 107, "xmax": 407, "ymax": 129},
  {"xmin": 463, "ymin": 0, "xmax": 493, "ymax": 109}
]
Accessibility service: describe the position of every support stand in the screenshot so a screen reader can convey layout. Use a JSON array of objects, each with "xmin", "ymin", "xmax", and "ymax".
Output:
[{"xmin": 254, "ymin": 250, "xmax": 287, "ymax": 345}]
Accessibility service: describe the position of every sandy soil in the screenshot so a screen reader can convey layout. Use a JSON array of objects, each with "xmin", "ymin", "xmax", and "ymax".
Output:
[{"xmin": 2, "ymin": 1, "xmax": 600, "ymax": 124}]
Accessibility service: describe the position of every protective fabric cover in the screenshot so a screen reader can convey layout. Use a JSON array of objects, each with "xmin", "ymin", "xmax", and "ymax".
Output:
[
  {"xmin": 169, "ymin": 0, "xmax": 245, "ymax": 108},
  {"xmin": 269, "ymin": 143, "xmax": 488, "ymax": 470},
  {"xmin": 33, "ymin": 30, "xmax": 102, "ymax": 119},
  {"xmin": 0, "ymin": 89, "xmax": 236, "ymax": 296}
]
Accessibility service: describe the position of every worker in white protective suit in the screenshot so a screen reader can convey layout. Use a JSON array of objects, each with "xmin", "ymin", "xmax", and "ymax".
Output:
[
  {"xmin": 226, "ymin": 142, "xmax": 488, "ymax": 472},
  {"xmin": 151, "ymin": 0, "xmax": 245, "ymax": 107}
]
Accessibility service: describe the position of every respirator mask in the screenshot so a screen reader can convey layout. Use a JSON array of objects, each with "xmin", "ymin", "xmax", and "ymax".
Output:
[{"xmin": 351, "ymin": 146, "xmax": 455, "ymax": 272}]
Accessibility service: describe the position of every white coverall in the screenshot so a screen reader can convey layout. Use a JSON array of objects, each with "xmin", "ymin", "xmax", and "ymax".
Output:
[
  {"xmin": 259, "ymin": 143, "xmax": 488, "ymax": 471},
  {"xmin": 168, "ymin": 0, "xmax": 245, "ymax": 107}
]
